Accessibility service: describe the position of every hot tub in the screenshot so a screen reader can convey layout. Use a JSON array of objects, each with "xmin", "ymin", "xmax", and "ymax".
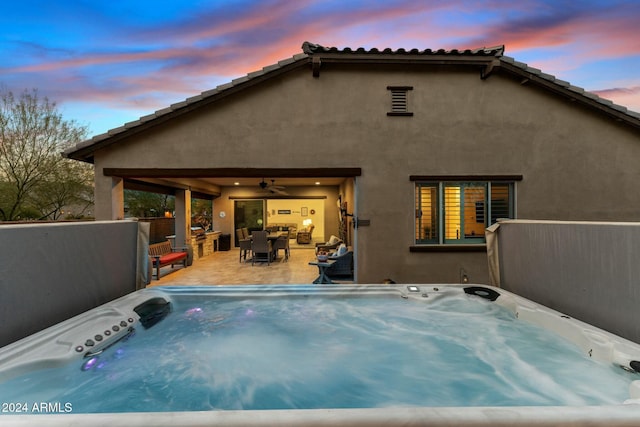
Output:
[{"xmin": 1, "ymin": 284, "xmax": 640, "ymax": 426}]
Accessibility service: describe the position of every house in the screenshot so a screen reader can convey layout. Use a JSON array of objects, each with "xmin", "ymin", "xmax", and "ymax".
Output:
[{"xmin": 64, "ymin": 42, "xmax": 640, "ymax": 284}]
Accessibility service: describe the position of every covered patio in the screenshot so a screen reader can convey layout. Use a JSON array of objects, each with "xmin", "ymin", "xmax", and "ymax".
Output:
[
  {"xmin": 95, "ymin": 168, "xmax": 359, "ymax": 257},
  {"xmin": 149, "ymin": 245, "xmax": 354, "ymax": 286}
]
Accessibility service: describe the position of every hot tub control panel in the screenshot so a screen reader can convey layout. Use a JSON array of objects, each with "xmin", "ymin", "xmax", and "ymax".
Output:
[
  {"xmin": 71, "ymin": 297, "xmax": 172, "ymax": 360},
  {"xmin": 74, "ymin": 317, "xmax": 136, "ymax": 356}
]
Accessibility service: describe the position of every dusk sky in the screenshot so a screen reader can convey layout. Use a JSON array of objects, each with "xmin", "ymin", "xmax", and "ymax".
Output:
[{"xmin": 2, "ymin": 0, "xmax": 639, "ymax": 137}]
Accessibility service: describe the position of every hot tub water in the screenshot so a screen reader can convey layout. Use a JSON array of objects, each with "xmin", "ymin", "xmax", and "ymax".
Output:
[{"xmin": 0, "ymin": 287, "xmax": 636, "ymax": 413}]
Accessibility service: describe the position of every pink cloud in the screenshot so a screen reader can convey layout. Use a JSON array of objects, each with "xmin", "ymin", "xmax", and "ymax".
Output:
[
  {"xmin": 595, "ymin": 86, "xmax": 640, "ymax": 98},
  {"xmin": 7, "ymin": 47, "xmax": 200, "ymax": 74},
  {"xmin": 592, "ymin": 86, "xmax": 640, "ymax": 113}
]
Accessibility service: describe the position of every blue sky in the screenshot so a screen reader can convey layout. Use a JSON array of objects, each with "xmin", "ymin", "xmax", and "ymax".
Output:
[{"xmin": 2, "ymin": 0, "xmax": 639, "ymax": 137}]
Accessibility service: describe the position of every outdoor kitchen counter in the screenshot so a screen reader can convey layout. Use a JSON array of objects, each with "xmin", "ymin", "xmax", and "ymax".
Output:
[{"xmin": 165, "ymin": 231, "xmax": 221, "ymax": 260}]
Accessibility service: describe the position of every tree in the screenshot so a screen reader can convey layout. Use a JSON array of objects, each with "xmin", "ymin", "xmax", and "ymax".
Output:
[
  {"xmin": 124, "ymin": 190, "xmax": 174, "ymax": 218},
  {"xmin": 0, "ymin": 88, "xmax": 90, "ymax": 220},
  {"xmin": 192, "ymin": 197, "xmax": 213, "ymax": 230},
  {"xmin": 29, "ymin": 158, "xmax": 94, "ymax": 220}
]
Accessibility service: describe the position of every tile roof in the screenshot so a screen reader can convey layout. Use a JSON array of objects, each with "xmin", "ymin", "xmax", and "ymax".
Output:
[
  {"xmin": 65, "ymin": 42, "xmax": 640, "ymax": 162},
  {"xmin": 301, "ymin": 41, "xmax": 505, "ymax": 57}
]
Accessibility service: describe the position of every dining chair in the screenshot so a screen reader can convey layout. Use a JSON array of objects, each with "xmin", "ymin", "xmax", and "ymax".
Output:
[
  {"xmin": 236, "ymin": 228, "xmax": 251, "ymax": 263},
  {"xmin": 272, "ymin": 230, "xmax": 291, "ymax": 261},
  {"xmin": 251, "ymin": 230, "xmax": 273, "ymax": 265}
]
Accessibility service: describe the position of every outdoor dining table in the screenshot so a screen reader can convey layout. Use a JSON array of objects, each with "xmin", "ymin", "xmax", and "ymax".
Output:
[
  {"xmin": 250, "ymin": 231, "xmax": 287, "ymax": 261},
  {"xmin": 267, "ymin": 231, "xmax": 287, "ymax": 240},
  {"xmin": 267, "ymin": 232, "xmax": 287, "ymax": 259},
  {"xmin": 249, "ymin": 231, "xmax": 287, "ymax": 241}
]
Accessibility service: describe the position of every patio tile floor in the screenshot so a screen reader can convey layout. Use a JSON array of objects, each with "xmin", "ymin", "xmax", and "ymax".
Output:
[{"xmin": 148, "ymin": 245, "xmax": 352, "ymax": 287}]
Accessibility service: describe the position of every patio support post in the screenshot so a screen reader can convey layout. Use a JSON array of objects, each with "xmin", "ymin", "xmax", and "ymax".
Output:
[
  {"xmin": 94, "ymin": 173, "xmax": 124, "ymax": 220},
  {"xmin": 175, "ymin": 188, "xmax": 192, "ymax": 247},
  {"xmin": 110, "ymin": 177, "xmax": 125, "ymax": 220}
]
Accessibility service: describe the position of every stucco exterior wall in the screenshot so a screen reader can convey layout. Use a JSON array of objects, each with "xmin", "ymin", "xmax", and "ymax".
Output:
[{"xmin": 91, "ymin": 63, "xmax": 640, "ymax": 284}]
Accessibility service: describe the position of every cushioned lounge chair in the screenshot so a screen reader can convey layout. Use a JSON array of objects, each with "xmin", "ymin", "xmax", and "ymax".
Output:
[
  {"xmin": 296, "ymin": 224, "xmax": 314, "ymax": 244},
  {"xmin": 316, "ymin": 235, "xmax": 343, "ymax": 253},
  {"xmin": 324, "ymin": 250, "xmax": 353, "ymax": 279}
]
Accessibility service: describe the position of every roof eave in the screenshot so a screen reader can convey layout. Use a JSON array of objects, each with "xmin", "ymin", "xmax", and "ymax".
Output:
[
  {"xmin": 311, "ymin": 53, "xmax": 499, "ymax": 67},
  {"xmin": 498, "ymin": 58, "xmax": 640, "ymax": 130},
  {"xmin": 302, "ymin": 42, "xmax": 504, "ymax": 70}
]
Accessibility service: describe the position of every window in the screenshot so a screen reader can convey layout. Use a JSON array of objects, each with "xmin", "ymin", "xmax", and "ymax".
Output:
[
  {"xmin": 414, "ymin": 180, "xmax": 515, "ymax": 244},
  {"xmin": 387, "ymin": 86, "xmax": 413, "ymax": 116}
]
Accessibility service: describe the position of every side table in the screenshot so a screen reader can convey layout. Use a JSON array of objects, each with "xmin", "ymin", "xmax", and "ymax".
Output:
[{"xmin": 308, "ymin": 259, "xmax": 336, "ymax": 284}]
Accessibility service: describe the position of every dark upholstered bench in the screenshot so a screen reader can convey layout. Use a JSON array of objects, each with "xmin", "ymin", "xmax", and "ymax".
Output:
[{"xmin": 149, "ymin": 241, "xmax": 188, "ymax": 280}]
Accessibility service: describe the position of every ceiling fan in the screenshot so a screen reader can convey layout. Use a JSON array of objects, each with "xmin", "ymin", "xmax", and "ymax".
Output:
[{"xmin": 259, "ymin": 178, "xmax": 288, "ymax": 195}]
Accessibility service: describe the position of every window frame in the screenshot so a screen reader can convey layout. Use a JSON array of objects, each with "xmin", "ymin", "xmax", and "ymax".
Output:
[
  {"xmin": 442, "ymin": 181, "xmax": 488, "ymax": 244},
  {"xmin": 412, "ymin": 175, "xmax": 520, "ymax": 247}
]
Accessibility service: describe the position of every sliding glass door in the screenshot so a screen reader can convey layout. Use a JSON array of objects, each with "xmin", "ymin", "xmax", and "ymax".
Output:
[{"xmin": 233, "ymin": 200, "xmax": 264, "ymax": 245}]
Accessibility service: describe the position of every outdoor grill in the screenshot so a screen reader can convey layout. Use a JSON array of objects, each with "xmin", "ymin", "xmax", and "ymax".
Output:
[{"xmin": 191, "ymin": 227, "xmax": 206, "ymax": 241}]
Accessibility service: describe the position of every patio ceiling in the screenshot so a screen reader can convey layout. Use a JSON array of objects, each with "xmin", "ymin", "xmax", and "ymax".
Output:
[{"xmin": 108, "ymin": 167, "xmax": 360, "ymax": 198}]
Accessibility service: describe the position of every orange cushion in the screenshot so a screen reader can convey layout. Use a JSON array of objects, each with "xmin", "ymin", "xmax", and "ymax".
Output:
[{"xmin": 158, "ymin": 252, "xmax": 186, "ymax": 264}]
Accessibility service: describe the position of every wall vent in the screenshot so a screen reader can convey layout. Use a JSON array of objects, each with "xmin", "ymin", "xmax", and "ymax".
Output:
[{"xmin": 387, "ymin": 86, "xmax": 413, "ymax": 116}]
